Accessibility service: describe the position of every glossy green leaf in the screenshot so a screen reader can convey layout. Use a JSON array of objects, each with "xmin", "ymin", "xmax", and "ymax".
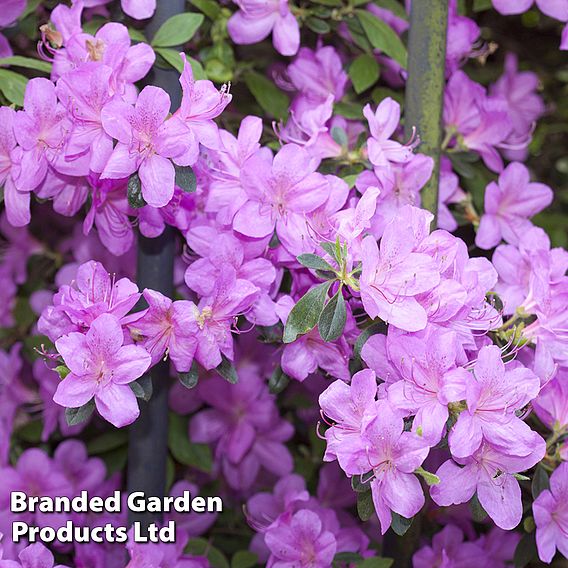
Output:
[
  {"xmin": 244, "ymin": 71, "xmax": 289, "ymax": 121},
  {"xmin": 318, "ymin": 289, "xmax": 346, "ymax": 342},
  {"xmin": 283, "ymin": 281, "xmax": 332, "ymax": 343},
  {"xmin": 349, "ymin": 53, "xmax": 380, "ymax": 94},
  {"xmin": 151, "ymin": 13, "xmax": 204, "ymax": 47},
  {"xmin": 356, "ymin": 10, "xmax": 408, "ymax": 68},
  {"xmin": 0, "ymin": 56, "xmax": 51, "ymax": 73},
  {"xmin": 0, "ymin": 69, "xmax": 28, "ymax": 106}
]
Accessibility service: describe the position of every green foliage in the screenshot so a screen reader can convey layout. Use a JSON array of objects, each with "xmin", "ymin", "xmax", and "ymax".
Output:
[
  {"xmin": 178, "ymin": 362, "xmax": 199, "ymax": 389},
  {"xmin": 0, "ymin": 56, "xmax": 51, "ymax": 73},
  {"xmin": 391, "ymin": 512, "xmax": 413, "ymax": 536},
  {"xmin": 174, "ymin": 164, "xmax": 198, "ymax": 193},
  {"xmin": 349, "ymin": 53, "xmax": 380, "ymax": 94},
  {"xmin": 244, "ymin": 71, "xmax": 289, "ymax": 121},
  {"xmin": 283, "ymin": 281, "xmax": 332, "ymax": 343},
  {"xmin": 151, "ymin": 13, "xmax": 205, "ymax": 47},
  {"xmin": 215, "ymin": 354, "xmax": 239, "ymax": 383},
  {"xmin": 0, "ymin": 69, "xmax": 28, "ymax": 106},
  {"xmin": 168, "ymin": 413, "xmax": 212, "ymax": 472},
  {"xmin": 127, "ymin": 173, "xmax": 146, "ymax": 208},
  {"xmin": 65, "ymin": 401, "xmax": 95, "ymax": 427},
  {"xmin": 318, "ymin": 288, "xmax": 347, "ymax": 341},
  {"xmin": 355, "ymin": 10, "xmax": 408, "ymax": 68}
]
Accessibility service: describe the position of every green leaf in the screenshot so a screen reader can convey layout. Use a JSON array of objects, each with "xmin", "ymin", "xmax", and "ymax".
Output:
[
  {"xmin": 305, "ymin": 17, "xmax": 331, "ymax": 34},
  {"xmin": 331, "ymin": 126, "xmax": 349, "ymax": 147},
  {"xmin": 357, "ymin": 490, "xmax": 375, "ymax": 521},
  {"xmin": 130, "ymin": 375, "xmax": 153, "ymax": 401},
  {"xmin": 531, "ymin": 465, "xmax": 550, "ymax": 499},
  {"xmin": 514, "ymin": 533, "xmax": 538, "ymax": 568},
  {"xmin": 414, "ymin": 467, "xmax": 440, "ymax": 485},
  {"xmin": 391, "ymin": 512, "xmax": 413, "ymax": 536},
  {"xmin": 190, "ymin": 0, "xmax": 221, "ymax": 20},
  {"xmin": 244, "ymin": 71, "xmax": 289, "ymax": 121},
  {"xmin": 168, "ymin": 413, "xmax": 212, "ymax": 472},
  {"xmin": 87, "ymin": 430, "xmax": 129, "ymax": 454},
  {"xmin": 359, "ymin": 558, "xmax": 394, "ymax": 568},
  {"xmin": 334, "ymin": 101, "xmax": 364, "ymax": 120},
  {"xmin": 0, "ymin": 69, "xmax": 28, "ymax": 106},
  {"xmin": 372, "ymin": 0, "xmax": 408, "ymax": 19},
  {"xmin": 174, "ymin": 164, "xmax": 197, "ymax": 193},
  {"xmin": 127, "ymin": 172, "xmax": 146, "ymax": 208},
  {"xmin": 269, "ymin": 366, "xmax": 291, "ymax": 394},
  {"xmin": 155, "ymin": 48, "xmax": 207, "ymax": 79},
  {"xmin": 215, "ymin": 354, "xmax": 238, "ymax": 383},
  {"xmin": 178, "ymin": 361, "xmax": 199, "ymax": 389},
  {"xmin": 473, "ymin": 0, "xmax": 493, "ymax": 11},
  {"xmin": 0, "ymin": 56, "xmax": 51, "ymax": 73},
  {"xmin": 15, "ymin": 420, "xmax": 43, "ymax": 443},
  {"xmin": 349, "ymin": 53, "xmax": 380, "ymax": 94},
  {"xmin": 297, "ymin": 253, "xmax": 336, "ymax": 272},
  {"xmin": 470, "ymin": 493, "xmax": 487, "ymax": 522},
  {"xmin": 65, "ymin": 400, "xmax": 95, "ymax": 426},
  {"xmin": 333, "ymin": 552, "xmax": 364, "ymax": 566},
  {"xmin": 320, "ymin": 241, "xmax": 342, "ymax": 264},
  {"xmin": 21, "ymin": 0, "xmax": 42, "ymax": 20},
  {"xmin": 54, "ymin": 365, "xmax": 70, "ymax": 379},
  {"xmin": 318, "ymin": 289, "xmax": 346, "ymax": 342},
  {"xmin": 151, "ymin": 13, "xmax": 205, "ymax": 47},
  {"xmin": 128, "ymin": 27, "xmax": 147, "ymax": 43},
  {"xmin": 351, "ymin": 473, "xmax": 372, "ymax": 493},
  {"xmin": 231, "ymin": 551, "xmax": 258, "ymax": 568},
  {"xmin": 186, "ymin": 538, "xmax": 230, "ymax": 568},
  {"xmin": 356, "ymin": 10, "xmax": 408, "ymax": 68},
  {"xmin": 283, "ymin": 281, "xmax": 332, "ymax": 343}
]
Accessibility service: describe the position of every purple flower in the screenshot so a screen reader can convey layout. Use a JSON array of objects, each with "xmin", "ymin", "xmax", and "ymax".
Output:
[
  {"xmin": 53, "ymin": 313, "xmax": 152, "ymax": 427},
  {"xmin": 130, "ymin": 289, "xmax": 197, "ymax": 372},
  {"xmin": 227, "ymin": 0, "xmax": 300, "ymax": 56},
  {"xmin": 187, "ymin": 268, "xmax": 259, "ymax": 370},
  {"xmin": 492, "ymin": 0, "xmax": 568, "ymax": 20},
  {"xmin": 121, "ymin": 0, "xmax": 156, "ymax": 19},
  {"xmin": 56, "ymin": 63, "xmax": 114, "ymax": 174},
  {"xmin": 264, "ymin": 509, "xmax": 337, "ymax": 567},
  {"xmin": 319, "ymin": 369, "xmax": 379, "ymax": 472},
  {"xmin": 385, "ymin": 328, "xmax": 466, "ymax": 444},
  {"xmin": 0, "ymin": 0, "xmax": 25, "ymax": 27},
  {"xmin": 0, "ymin": 542, "xmax": 69, "ymax": 568},
  {"xmin": 234, "ymin": 144, "xmax": 330, "ymax": 256},
  {"xmin": 13, "ymin": 78, "xmax": 71, "ymax": 191},
  {"xmin": 38, "ymin": 260, "xmax": 141, "ymax": 343},
  {"xmin": 432, "ymin": 441, "xmax": 545, "ymax": 530},
  {"xmin": 413, "ymin": 524, "xmax": 486, "ymax": 568},
  {"xmin": 476, "ymin": 162, "xmax": 553, "ymax": 249},
  {"xmin": 190, "ymin": 367, "xmax": 293, "ymax": 490},
  {"xmin": 447, "ymin": 345, "xmax": 541, "ymax": 459},
  {"xmin": 364, "ymin": 402, "xmax": 430, "ymax": 534},
  {"xmin": 360, "ymin": 206, "xmax": 440, "ymax": 332},
  {"xmin": 175, "ymin": 53, "xmax": 232, "ymax": 151},
  {"xmin": 533, "ymin": 462, "xmax": 568, "ymax": 563},
  {"xmin": 101, "ymin": 86, "xmax": 194, "ymax": 207},
  {"xmin": 364, "ymin": 98, "xmax": 415, "ymax": 190},
  {"xmin": 0, "ymin": 107, "xmax": 30, "ymax": 227},
  {"xmin": 287, "ymin": 46, "xmax": 348, "ymax": 103}
]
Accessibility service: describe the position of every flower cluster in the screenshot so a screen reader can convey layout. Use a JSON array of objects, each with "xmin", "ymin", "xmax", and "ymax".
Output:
[{"xmin": 0, "ymin": 0, "xmax": 567, "ymax": 566}]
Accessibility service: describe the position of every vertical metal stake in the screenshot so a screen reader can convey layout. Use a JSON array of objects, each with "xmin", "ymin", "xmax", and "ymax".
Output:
[
  {"xmin": 404, "ymin": 0, "xmax": 449, "ymax": 224},
  {"xmin": 127, "ymin": 0, "xmax": 186, "ymax": 532}
]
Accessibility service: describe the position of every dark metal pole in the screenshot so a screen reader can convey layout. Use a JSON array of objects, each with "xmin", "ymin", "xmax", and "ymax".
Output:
[
  {"xmin": 403, "ymin": 0, "xmax": 449, "ymax": 224},
  {"xmin": 127, "ymin": 0, "xmax": 186, "ymax": 531},
  {"xmin": 383, "ymin": 3, "xmax": 448, "ymax": 566}
]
